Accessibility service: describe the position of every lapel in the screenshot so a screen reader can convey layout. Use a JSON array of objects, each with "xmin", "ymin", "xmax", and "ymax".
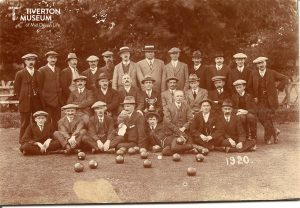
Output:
[
  {"xmin": 128, "ymin": 62, "xmax": 134, "ymax": 75},
  {"xmin": 187, "ymin": 90, "xmax": 195, "ymax": 101},
  {"xmin": 174, "ymin": 61, "xmax": 182, "ymax": 75},
  {"xmin": 142, "ymin": 59, "xmax": 151, "ymax": 72}
]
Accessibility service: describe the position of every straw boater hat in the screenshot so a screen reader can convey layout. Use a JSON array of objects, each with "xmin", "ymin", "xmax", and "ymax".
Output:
[
  {"xmin": 91, "ymin": 101, "xmax": 107, "ymax": 109},
  {"xmin": 142, "ymin": 45, "xmax": 158, "ymax": 52},
  {"xmin": 141, "ymin": 75, "xmax": 156, "ymax": 84},
  {"xmin": 86, "ymin": 55, "xmax": 99, "ymax": 62},
  {"xmin": 33, "ymin": 111, "xmax": 48, "ymax": 118},
  {"xmin": 121, "ymin": 96, "xmax": 136, "ymax": 105},
  {"xmin": 22, "ymin": 53, "xmax": 38, "ymax": 59},
  {"xmin": 118, "ymin": 46, "xmax": 131, "ymax": 54},
  {"xmin": 61, "ymin": 104, "xmax": 79, "ymax": 110},
  {"xmin": 44, "ymin": 51, "xmax": 58, "ymax": 57}
]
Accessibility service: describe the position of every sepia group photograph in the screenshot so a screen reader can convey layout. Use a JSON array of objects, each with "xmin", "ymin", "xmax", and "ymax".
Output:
[{"xmin": 0, "ymin": 0, "xmax": 299, "ymax": 206}]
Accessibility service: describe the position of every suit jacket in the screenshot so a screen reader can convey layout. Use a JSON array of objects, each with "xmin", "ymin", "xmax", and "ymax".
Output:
[
  {"xmin": 216, "ymin": 113, "xmax": 246, "ymax": 143},
  {"xmin": 145, "ymin": 123, "xmax": 165, "ymax": 147},
  {"xmin": 162, "ymin": 61, "xmax": 189, "ymax": 91},
  {"xmin": 208, "ymin": 88, "xmax": 231, "ymax": 113},
  {"xmin": 161, "ymin": 90, "xmax": 174, "ymax": 111},
  {"xmin": 112, "ymin": 61, "xmax": 138, "ymax": 90},
  {"xmin": 137, "ymin": 59, "xmax": 165, "ymax": 92},
  {"xmin": 163, "ymin": 102, "xmax": 193, "ymax": 137},
  {"xmin": 60, "ymin": 67, "xmax": 80, "ymax": 104},
  {"xmin": 87, "ymin": 115, "xmax": 115, "ymax": 142},
  {"xmin": 247, "ymin": 69, "xmax": 289, "ymax": 110},
  {"xmin": 93, "ymin": 87, "xmax": 120, "ymax": 116},
  {"xmin": 205, "ymin": 65, "xmax": 230, "ymax": 91},
  {"xmin": 67, "ymin": 88, "xmax": 94, "ymax": 114},
  {"xmin": 20, "ymin": 121, "xmax": 54, "ymax": 145},
  {"xmin": 57, "ymin": 115, "xmax": 85, "ymax": 138},
  {"xmin": 189, "ymin": 64, "xmax": 207, "ymax": 89},
  {"xmin": 99, "ymin": 62, "xmax": 115, "ymax": 82},
  {"xmin": 81, "ymin": 68, "xmax": 102, "ymax": 90},
  {"xmin": 231, "ymin": 93, "xmax": 257, "ymax": 114},
  {"xmin": 185, "ymin": 87, "xmax": 208, "ymax": 107},
  {"xmin": 14, "ymin": 68, "xmax": 42, "ymax": 112},
  {"xmin": 118, "ymin": 86, "xmax": 143, "ymax": 111},
  {"xmin": 141, "ymin": 89, "xmax": 162, "ymax": 113},
  {"xmin": 227, "ymin": 66, "xmax": 252, "ymax": 94}
]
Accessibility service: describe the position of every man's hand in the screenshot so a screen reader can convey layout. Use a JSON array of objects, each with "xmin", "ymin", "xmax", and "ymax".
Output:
[
  {"xmin": 103, "ymin": 140, "xmax": 110, "ymax": 151},
  {"xmin": 43, "ymin": 138, "xmax": 52, "ymax": 151},
  {"xmin": 237, "ymin": 109, "xmax": 248, "ymax": 115},
  {"xmin": 236, "ymin": 142, "xmax": 243, "ymax": 149},
  {"xmin": 228, "ymin": 138, "xmax": 236, "ymax": 147},
  {"xmin": 68, "ymin": 136, "xmax": 77, "ymax": 148},
  {"xmin": 97, "ymin": 140, "xmax": 104, "ymax": 151},
  {"xmin": 206, "ymin": 136, "xmax": 212, "ymax": 142},
  {"xmin": 137, "ymin": 110, "xmax": 143, "ymax": 115},
  {"xmin": 179, "ymin": 127, "xmax": 186, "ymax": 132},
  {"xmin": 254, "ymin": 97, "xmax": 258, "ymax": 103},
  {"xmin": 35, "ymin": 142, "xmax": 46, "ymax": 153}
]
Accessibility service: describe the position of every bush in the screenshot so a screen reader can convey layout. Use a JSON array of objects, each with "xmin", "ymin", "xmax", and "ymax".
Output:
[{"xmin": 0, "ymin": 112, "xmax": 20, "ymax": 128}]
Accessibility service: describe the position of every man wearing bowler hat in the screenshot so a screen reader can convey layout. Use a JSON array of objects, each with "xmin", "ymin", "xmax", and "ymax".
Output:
[
  {"xmin": 161, "ymin": 76, "xmax": 179, "ymax": 111},
  {"xmin": 82, "ymin": 55, "xmax": 102, "ymax": 90},
  {"xmin": 112, "ymin": 46, "xmax": 138, "ymax": 90},
  {"xmin": 162, "ymin": 47, "xmax": 189, "ymax": 92},
  {"xmin": 185, "ymin": 74, "xmax": 208, "ymax": 108},
  {"xmin": 60, "ymin": 53, "xmax": 81, "ymax": 104},
  {"xmin": 110, "ymin": 96, "xmax": 148, "ymax": 150},
  {"xmin": 100, "ymin": 51, "xmax": 115, "ymax": 84},
  {"xmin": 189, "ymin": 50, "xmax": 207, "ymax": 89},
  {"xmin": 38, "ymin": 51, "xmax": 63, "ymax": 130},
  {"xmin": 247, "ymin": 56, "xmax": 289, "ymax": 144},
  {"xmin": 137, "ymin": 45, "xmax": 165, "ymax": 92},
  {"xmin": 14, "ymin": 53, "xmax": 42, "ymax": 142}
]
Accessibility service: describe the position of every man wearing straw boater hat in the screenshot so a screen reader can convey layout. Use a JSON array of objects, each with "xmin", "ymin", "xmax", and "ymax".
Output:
[
  {"xmin": 82, "ymin": 55, "xmax": 102, "ymax": 90},
  {"xmin": 112, "ymin": 46, "xmax": 138, "ymax": 90},
  {"xmin": 185, "ymin": 74, "xmax": 208, "ymax": 107},
  {"xmin": 100, "ymin": 50, "xmax": 115, "ymax": 84},
  {"xmin": 60, "ymin": 52, "xmax": 80, "ymax": 104},
  {"xmin": 137, "ymin": 45, "xmax": 165, "ymax": 92}
]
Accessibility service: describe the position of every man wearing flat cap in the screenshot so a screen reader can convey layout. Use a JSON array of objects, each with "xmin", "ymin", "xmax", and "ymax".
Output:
[
  {"xmin": 205, "ymin": 52, "xmax": 229, "ymax": 91},
  {"xmin": 14, "ymin": 53, "xmax": 42, "ymax": 142},
  {"xmin": 161, "ymin": 76, "xmax": 179, "ymax": 111},
  {"xmin": 112, "ymin": 46, "xmax": 138, "ymax": 90},
  {"xmin": 189, "ymin": 50, "xmax": 207, "ymax": 89},
  {"xmin": 93, "ymin": 72, "xmax": 120, "ymax": 119},
  {"xmin": 82, "ymin": 101, "xmax": 115, "ymax": 153},
  {"xmin": 99, "ymin": 51, "xmax": 115, "ymax": 85},
  {"xmin": 60, "ymin": 53, "xmax": 81, "ymax": 104},
  {"xmin": 82, "ymin": 55, "xmax": 102, "ymax": 90},
  {"xmin": 247, "ymin": 56, "xmax": 289, "ymax": 144},
  {"xmin": 38, "ymin": 51, "xmax": 63, "ymax": 130},
  {"xmin": 137, "ymin": 45, "xmax": 165, "ymax": 92},
  {"xmin": 227, "ymin": 53, "xmax": 252, "ymax": 94},
  {"xmin": 162, "ymin": 47, "xmax": 189, "ymax": 92},
  {"xmin": 185, "ymin": 74, "xmax": 208, "ymax": 108},
  {"xmin": 20, "ymin": 111, "xmax": 62, "ymax": 155}
]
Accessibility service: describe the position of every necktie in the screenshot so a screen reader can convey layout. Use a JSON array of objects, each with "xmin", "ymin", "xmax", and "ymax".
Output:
[
  {"xmin": 172, "ymin": 62, "xmax": 176, "ymax": 68},
  {"xmin": 151, "ymin": 126, "xmax": 154, "ymax": 131},
  {"xmin": 29, "ymin": 69, "xmax": 34, "ymax": 76},
  {"xmin": 218, "ymin": 89, "xmax": 222, "ymax": 94},
  {"xmin": 149, "ymin": 60, "xmax": 153, "ymax": 70},
  {"xmin": 193, "ymin": 90, "xmax": 197, "ymax": 99},
  {"xmin": 147, "ymin": 91, "xmax": 151, "ymax": 98},
  {"xmin": 171, "ymin": 90, "xmax": 174, "ymax": 96},
  {"xmin": 39, "ymin": 125, "xmax": 43, "ymax": 131}
]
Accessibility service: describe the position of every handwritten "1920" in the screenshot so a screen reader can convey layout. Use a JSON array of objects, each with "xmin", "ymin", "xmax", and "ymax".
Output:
[{"xmin": 225, "ymin": 155, "xmax": 252, "ymax": 165}]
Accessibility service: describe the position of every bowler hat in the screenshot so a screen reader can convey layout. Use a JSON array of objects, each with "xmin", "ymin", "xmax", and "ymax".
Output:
[
  {"xmin": 22, "ymin": 53, "xmax": 38, "ymax": 59},
  {"xmin": 45, "ymin": 51, "xmax": 58, "ymax": 57},
  {"xmin": 188, "ymin": 74, "xmax": 200, "ymax": 82},
  {"xmin": 66, "ymin": 53, "xmax": 78, "ymax": 61},
  {"xmin": 86, "ymin": 55, "xmax": 99, "ymax": 62},
  {"xmin": 33, "ymin": 111, "xmax": 48, "ymax": 118},
  {"xmin": 97, "ymin": 73, "xmax": 109, "ymax": 81},
  {"xmin": 121, "ymin": 96, "xmax": 136, "ymax": 105},
  {"xmin": 61, "ymin": 104, "xmax": 79, "ymax": 110},
  {"xmin": 91, "ymin": 101, "xmax": 107, "ymax": 108},
  {"xmin": 221, "ymin": 99, "xmax": 233, "ymax": 107},
  {"xmin": 142, "ymin": 45, "xmax": 157, "ymax": 52},
  {"xmin": 141, "ymin": 75, "xmax": 156, "ymax": 84}
]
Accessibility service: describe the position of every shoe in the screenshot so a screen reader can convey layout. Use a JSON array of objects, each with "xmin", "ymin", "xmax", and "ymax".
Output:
[
  {"xmin": 92, "ymin": 148, "xmax": 100, "ymax": 154},
  {"xmin": 274, "ymin": 137, "xmax": 279, "ymax": 144},
  {"xmin": 187, "ymin": 148, "xmax": 198, "ymax": 154},
  {"xmin": 250, "ymin": 145, "xmax": 257, "ymax": 151},
  {"xmin": 106, "ymin": 148, "xmax": 116, "ymax": 154},
  {"xmin": 225, "ymin": 146, "xmax": 231, "ymax": 153},
  {"xmin": 265, "ymin": 140, "xmax": 272, "ymax": 145},
  {"xmin": 276, "ymin": 128, "xmax": 280, "ymax": 136},
  {"xmin": 73, "ymin": 149, "xmax": 82, "ymax": 154}
]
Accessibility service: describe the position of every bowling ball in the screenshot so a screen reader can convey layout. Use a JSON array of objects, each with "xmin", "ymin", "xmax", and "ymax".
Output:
[
  {"xmin": 74, "ymin": 163, "xmax": 84, "ymax": 172},
  {"xmin": 143, "ymin": 159, "xmax": 152, "ymax": 168},
  {"xmin": 88, "ymin": 160, "xmax": 98, "ymax": 169},
  {"xmin": 187, "ymin": 167, "xmax": 196, "ymax": 176},
  {"xmin": 78, "ymin": 152, "xmax": 86, "ymax": 160},
  {"xmin": 115, "ymin": 155, "xmax": 124, "ymax": 164},
  {"xmin": 195, "ymin": 154, "xmax": 205, "ymax": 162},
  {"xmin": 172, "ymin": 153, "xmax": 181, "ymax": 162}
]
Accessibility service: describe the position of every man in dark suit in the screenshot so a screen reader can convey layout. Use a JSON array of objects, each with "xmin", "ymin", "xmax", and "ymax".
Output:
[
  {"xmin": 60, "ymin": 53, "xmax": 80, "ymax": 104},
  {"xmin": 185, "ymin": 74, "xmax": 208, "ymax": 108},
  {"xmin": 190, "ymin": 99, "xmax": 222, "ymax": 150},
  {"xmin": 93, "ymin": 73, "xmax": 120, "ymax": 118},
  {"xmin": 82, "ymin": 101, "xmax": 115, "ymax": 153},
  {"xmin": 38, "ymin": 51, "xmax": 63, "ymax": 130},
  {"xmin": 20, "ymin": 111, "xmax": 62, "ymax": 155},
  {"xmin": 231, "ymin": 79, "xmax": 257, "ymax": 141},
  {"xmin": 161, "ymin": 76, "xmax": 178, "ymax": 111},
  {"xmin": 227, "ymin": 53, "xmax": 252, "ymax": 94},
  {"xmin": 208, "ymin": 76, "xmax": 231, "ymax": 113},
  {"xmin": 81, "ymin": 55, "xmax": 102, "ymax": 90},
  {"xmin": 14, "ymin": 53, "xmax": 42, "ymax": 142},
  {"xmin": 53, "ymin": 104, "xmax": 95, "ymax": 155},
  {"xmin": 214, "ymin": 100, "xmax": 256, "ymax": 153},
  {"xmin": 247, "ymin": 57, "xmax": 289, "ymax": 144},
  {"xmin": 189, "ymin": 50, "xmax": 207, "ymax": 89},
  {"xmin": 99, "ymin": 51, "xmax": 115, "ymax": 85},
  {"xmin": 110, "ymin": 96, "xmax": 148, "ymax": 150}
]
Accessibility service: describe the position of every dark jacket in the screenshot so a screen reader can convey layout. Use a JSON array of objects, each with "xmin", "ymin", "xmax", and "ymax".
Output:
[
  {"xmin": 20, "ymin": 121, "xmax": 54, "ymax": 145},
  {"xmin": 231, "ymin": 92, "xmax": 257, "ymax": 114},
  {"xmin": 67, "ymin": 88, "xmax": 94, "ymax": 114},
  {"xmin": 87, "ymin": 115, "xmax": 115, "ymax": 142},
  {"xmin": 93, "ymin": 87, "xmax": 120, "ymax": 116},
  {"xmin": 81, "ymin": 68, "xmax": 102, "ymax": 90}
]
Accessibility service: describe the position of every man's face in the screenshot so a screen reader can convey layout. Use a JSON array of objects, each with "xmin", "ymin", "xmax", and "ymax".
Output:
[
  {"xmin": 214, "ymin": 80, "xmax": 225, "ymax": 89},
  {"xmin": 24, "ymin": 58, "xmax": 36, "ymax": 68},
  {"xmin": 75, "ymin": 79, "xmax": 86, "ymax": 89},
  {"xmin": 215, "ymin": 57, "xmax": 224, "ymax": 65},
  {"xmin": 123, "ymin": 104, "xmax": 135, "ymax": 114},
  {"xmin": 174, "ymin": 91, "xmax": 184, "ymax": 103},
  {"xmin": 192, "ymin": 57, "xmax": 202, "ymax": 65},
  {"xmin": 68, "ymin": 59, "xmax": 78, "ymax": 68},
  {"xmin": 189, "ymin": 81, "xmax": 199, "ymax": 90},
  {"xmin": 94, "ymin": 106, "xmax": 106, "ymax": 117},
  {"xmin": 147, "ymin": 116, "xmax": 158, "ymax": 126},
  {"xmin": 235, "ymin": 58, "xmax": 245, "ymax": 67},
  {"xmin": 65, "ymin": 108, "xmax": 76, "ymax": 117},
  {"xmin": 122, "ymin": 75, "xmax": 132, "ymax": 87},
  {"xmin": 144, "ymin": 81, "xmax": 153, "ymax": 90},
  {"xmin": 167, "ymin": 80, "xmax": 177, "ymax": 90},
  {"xmin": 222, "ymin": 106, "xmax": 232, "ymax": 116},
  {"xmin": 145, "ymin": 51, "xmax": 155, "ymax": 60},
  {"xmin": 47, "ymin": 55, "xmax": 57, "ymax": 66},
  {"xmin": 201, "ymin": 102, "xmax": 211, "ymax": 113},
  {"xmin": 257, "ymin": 61, "xmax": 266, "ymax": 71},
  {"xmin": 34, "ymin": 116, "xmax": 47, "ymax": 126},
  {"xmin": 170, "ymin": 52, "xmax": 179, "ymax": 61},
  {"xmin": 120, "ymin": 52, "xmax": 130, "ymax": 61},
  {"xmin": 235, "ymin": 84, "xmax": 246, "ymax": 95},
  {"xmin": 88, "ymin": 60, "xmax": 98, "ymax": 68},
  {"xmin": 98, "ymin": 79, "xmax": 109, "ymax": 89},
  {"xmin": 103, "ymin": 56, "xmax": 113, "ymax": 64}
]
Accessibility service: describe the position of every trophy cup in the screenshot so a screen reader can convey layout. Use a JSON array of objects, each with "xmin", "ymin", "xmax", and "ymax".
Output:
[{"xmin": 145, "ymin": 98, "xmax": 157, "ymax": 112}]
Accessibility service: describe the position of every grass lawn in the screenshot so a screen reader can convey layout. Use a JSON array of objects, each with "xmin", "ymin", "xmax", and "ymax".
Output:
[{"xmin": 0, "ymin": 123, "xmax": 299, "ymax": 205}]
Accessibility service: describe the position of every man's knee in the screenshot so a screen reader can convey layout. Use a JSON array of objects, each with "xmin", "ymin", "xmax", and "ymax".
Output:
[{"xmin": 79, "ymin": 129, "xmax": 87, "ymax": 136}]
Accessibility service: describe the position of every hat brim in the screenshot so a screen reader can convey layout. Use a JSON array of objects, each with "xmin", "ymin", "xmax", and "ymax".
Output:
[
  {"xmin": 222, "ymin": 104, "xmax": 233, "ymax": 108},
  {"xmin": 73, "ymin": 78, "xmax": 87, "ymax": 82},
  {"xmin": 199, "ymin": 99, "xmax": 213, "ymax": 106},
  {"xmin": 189, "ymin": 78, "xmax": 200, "ymax": 82},
  {"xmin": 146, "ymin": 112, "xmax": 160, "ymax": 118},
  {"xmin": 166, "ymin": 78, "xmax": 179, "ymax": 82},
  {"xmin": 121, "ymin": 102, "xmax": 136, "ymax": 105},
  {"xmin": 66, "ymin": 57, "xmax": 79, "ymax": 61},
  {"xmin": 118, "ymin": 50, "xmax": 131, "ymax": 54},
  {"xmin": 142, "ymin": 49, "xmax": 158, "ymax": 52},
  {"xmin": 141, "ymin": 79, "xmax": 156, "ymax": 84},
  {"xmin": 33, "ymin": 114, "xmax": 48, "ymax": 117}
]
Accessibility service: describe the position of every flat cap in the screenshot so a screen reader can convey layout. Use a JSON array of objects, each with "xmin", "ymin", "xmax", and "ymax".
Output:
[
  {"xmin": 102, "ymin": 51, "xmax": 113, "ymax": 57},
  {"xmin": 141, "ymin": 75, "xmax": 156, "ymax": 83},
  {"xmin": 192, "ymin": 50, "xmax": 202, "ymax": 58},
  {"xmin": 142, "ymin": 45, "xmax": 157, "ymax": 52},
  {"xmin": 233, "ymin": 53, "xmax": 247, "ymax": 59},
  {"xmin": 166, "ymin": 76, "xmax": 179, "ymax": 82},
  {"xmin": 233, "ymin": 79, "xmax": 247, "ymax": 86},
  {"xmin": 22, "ymin": 53, "xmax": 38, "ymax": 59},
  {"xmin": 118, "ymin": 46, "xmax": 131, "ymax": 54},
  {"xmin": 91, "ymin": 101, "xmax": 107, "ymax": 108},
  {"xmin": 211, "ymin": 76, "xmax": 226, "ymax": 82},
  {"xmin": 214, "ymin": 52, "xmax": 224, "ymax": 58},
  {"xmin": 253, "ymin": 57, "xmax": 268, "ymax": 64},
  {"xmin": 86, "ymin": 55, "xmax": 99, "ymax": 62},
  {"xmin": 61, "ymin": 104, "xmax": 79, "ymax": 110},
  {"xmin": 73, "ymin": 75, "xmax": 87, "ymax": 82},
  {"xmin": 145, "ymin": 111, "xmax": 160, "ymax": 119},
  {"xmin": 121, "ymin": 96, "xmax": 136, "ymax": 105},
  {"xmin": 66, "ymin": 53, "xmax": 78, "ymax": 61},
  {"xmin": 97, "ymin": 72, "xmax": 109, "ymax": 81},
  {"xmin": 221, "ymin": 99, "xmax": 233, "ymax": 107},
  {"xmin": 199, "ymin": 99, "xmax": 213, "ymax": 106},
  {"xmin": 45, "ymin": 51, "xmax": 58, "ymax": 57},
  {"xmin": 189, "ymin": 74, "xmax": 200, "ymax": 82},
  {"xmin": 33, "ymin": 111, "xmax": 48, "ymax": 117},
  {"xmin": 168, "ymin": 47, "xmax": 181, "ymax": 54}
]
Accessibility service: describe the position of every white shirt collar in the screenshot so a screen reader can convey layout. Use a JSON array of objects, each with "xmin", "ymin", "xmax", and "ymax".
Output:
[
  {"xmin": 202, "ymin": 112, "xmax": 210, "ymax": 122},
  {"xmin": 217, "ymin": 88, "xmax": 223, "ymax": 93},
  {"xmin": 237, "ymin": 65, "xmax": 244, "ymax": 72},
  {"xmin": 216, "ymin": 64, "xmax": 223, "ymax": 70},
  {"xmin": 124, "ymin": 86, "xmax": 131, "ymax": 92},
  {"xmin": 90, "ymin": 67, "xmax": 97, "ymax": 74},
  {"xmin": 259, "ymin": 69, "xmax": 266, "ymax": 77},
  {"xmin": 128, "ymin": 111, "xmax": 134, "ymax": 118},
  {"xmin": 150, "ymin": 124, "xmax": 157, "ymax": 129},
  {"xmin": 69, "ymin": 65, "xmax": 77, "ymax": 71},
  {"xmin": 194, "ymin": 64, "xmax": 201, "ymax": 70},
  {"xmin": 67, "ymin": 116, "xmax": 74, "ymax": 123},
  {"xmin": 122, "ymin": 60, "xmax": 130, "ymax": 65},
  {"xmin": 98, "ymin": 115, "xmax": 104, "ymax": 122},
  {"xmin": 175, "ymin": 102, "xmax": 181, "ymax": 108},
  {"xmin": 78, "ymin": 88, "xmax": 85, "ymax": 93},
  {"xmin": 146, "ymin": 89, "xmax": 152, "ymax": 96},
  {"xmin": 101, "ymin": 88, "xmax": 108, "ymax": 94},
  {"xmin": 47, "ymin": 63, "xmax": 55, "ymax": 71},
  {"xmin": 26, "ymin": 67, "xmax": 34, "ymax": 75},
  {"xmin": 192, "ymin": 88, "xmax": 199, "ymax": 94},
  {"xmin": 239, "ymin": 91, "xmax": 246, "ymax": 96},
  {"xmin": 146, "ymin": 58, "xmax": 154, "ymax": 65},
  {"xmin": 171, "ymin": 60, "xmax": 178, "ymax": 67},
  {"xmin": 224, "ymin": 115, "xmax": 231, "ymax": 121}
]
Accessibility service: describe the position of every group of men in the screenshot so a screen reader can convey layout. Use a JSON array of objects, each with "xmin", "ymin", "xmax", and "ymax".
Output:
[{"xmin": 14, "ymin": 45, "xmax": 289, "ymax": 156}]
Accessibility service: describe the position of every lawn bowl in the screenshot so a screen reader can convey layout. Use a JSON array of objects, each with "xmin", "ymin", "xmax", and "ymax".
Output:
[
  {"xmin": 195, "ymin": 154, "xmax": 205, "ymax": 162},
  {"xmin": 116, "ymin": 149, "xmax": 125, "ymax": 156},
  {"xmin": 176, "ymin": 137, "xmax": 185, "ymax": 145},
  {"xmin": 172, "ymin": 153, "xmax": 181, "ymax": 162},
  {"xmin": 77, "ymin": 152, "xmax": 86, "ymax": 160},
  {"xmin": 115, "ymin": 155, "xmax": 124, "ymax": 164},
  {"xmin": 74, "ymin": 163, "xmax": 84, "ymax": 172},
  {"xmin": 140, "ymin": 151, "xmax": 149, "ymax": 159},
  {"xmin": 187, "ymin": 167, "xmax": 196, "ymax": 176},
  {"xmin": 88, "ymin": 160, "xmax": 98, "ymax": 169},
  {"xmin": 143, "ymin": 159, "xmax": 152, "ymax": 168},
  {"xmin": 128, "ymin": 147, "xmax": 136, "ymax": 155}
]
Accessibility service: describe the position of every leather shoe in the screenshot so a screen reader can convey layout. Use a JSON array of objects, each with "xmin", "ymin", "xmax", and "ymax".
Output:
[{"xmin": 265, "ymin": 140, "xmax": 272, "ymax": 145}]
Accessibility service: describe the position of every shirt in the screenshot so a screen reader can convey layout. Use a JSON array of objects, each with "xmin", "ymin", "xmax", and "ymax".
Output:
[
  {"xmin": 218, "ymin": 88, "xmax": 223, "ymax": 94},
  {"xmin": 90, "ymin": 67, "xmax": 97, "ymax": 74},
  {"xmin": 169, "ymin": 89, "xmax": 175, "ymax": 96},
  {"xmin": 67, "ymin": 116, "xmax": 74, "ymax": 123},
  {"xmin": 175, "ymin": 102, "xmax": 181, "ymax": 109},
  {"xmin": 216, "ymin": 64, "xmax": 223, "ymax": 71},
  {"xmin": 124, "ymin": 86, "xmax": 131, "ymax": 93},
  {"xmin": 78, "ymin": 88, "xmax": 85, "ymax": 94},
  {"xmin": 122, "ymin": 60, "xmax": 130, "ymax": 66},
  {"xmin": 101, "ymin": 88, "xmax": 108, "ymax": 95},
  {"xmin": 47, "ymin": 63, "xmax": 55, "ymax": 72},
  {"xmin": 237, "ymin": 66, "xmax": 244, "ymax": 73},
  {"xmin": 238, "ymin": 91, "xmax": 245, "ymax": 97},
  {"xmin": 224, "ymin": 115, "xmax": 231, "ymax": 123},
  {"xmin": 202, "ymin": 112, "xmax": 210, "ymax": 123},
  {"xmin": 259, "ymin": 69, "xmax": 266, "ymax": 77},
  {"xmin": 69, "ymin": 66, "xmax": 79, "ymax": 79},
  {"xmin": 146, "ymin": 58, "xmax": 154, "ymax": 69},
  {"xmin": 26, "ymin": 67, "xmax": 34, "ymax": 76},
  {"xmin": 150, "ymin": 124, "xmax": 157, "ymax": 130},
  {"xmin": 171, "ymin": 60, "xmax": 178, "ymax": 68},
  {"xmin": 98, "ymin": 116, "xmax": 104, "ymax": 123},
  {"xmin": 194, "ymin": 64, "xmax": 201, "ymax": 70},
  {"xmin": 38, "ymin": 124, "xmax": 44, "ymax": 131},
  {"xmin": 146, "ymin": 89, "xmax": 152, "ymax": 97}
]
